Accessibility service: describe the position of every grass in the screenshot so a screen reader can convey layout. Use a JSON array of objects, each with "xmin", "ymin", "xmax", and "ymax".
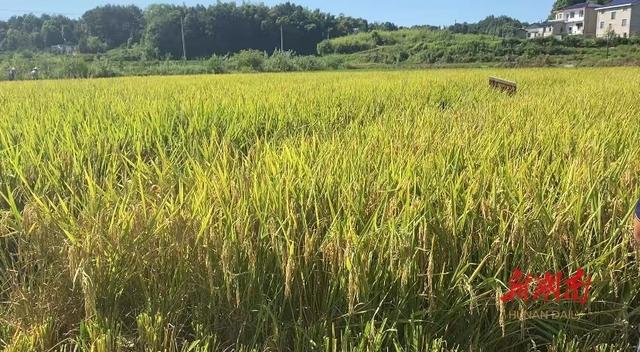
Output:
[{"xmin": 1, "ymin": 68, "xmax": 640, "ymax": 351}]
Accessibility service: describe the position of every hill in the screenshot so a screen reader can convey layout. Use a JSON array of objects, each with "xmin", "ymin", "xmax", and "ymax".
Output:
[
  {"xmin": 316, "ymin": 27, "xmax": 640, "ymax": 68},
  {"xmin": 0, "ymin": 2, "xmax": 376, "ymax": 59}
]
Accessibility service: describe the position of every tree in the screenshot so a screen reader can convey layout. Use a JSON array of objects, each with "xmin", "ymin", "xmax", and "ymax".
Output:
[
  {"xmin": 269, "ymin": 4, "xmax": 293, "ymax": 51},
  {"xmin": 7, "ymin": 14, "xmax": 44, "ymax": 34},
  {"xmin": 370, "ymin": 22, "xmax": 398, "ymax": 31},
  {"xmin": 1, "ymin": 28, "xmax": 33, "ymax": 50},
  {"xmin": 41, "ymin": 20, "xmax": 63, "ymax": 47},
  {"xmin": 182, "ymin": 5, "xmax": 215, "ymax": 58},
  {"xmin": 605, "ymin": 28, "xmax": 616, "ymax": 58},
  {"xmin": 79, "ymin": 36, "xmax": 107, "ymax": 53},
  {"xmin": 0, "ymin": 21, "xmax": 7, "ymax": 45},
  {"xmin": 0, "ymin": 1, "xmax": 378, "ymax": 58},
  {"xmin": 143, "ymin": 5, "xmax": 184, "ymax": 59},
  {"xmin": 49, "ymin": 15, "xmax": 80, "ymax": 44},
  {"xmin": 448, "ymin": 16, "xmax": 526, "ymax": 38},
  {"xmin": 82, "ymin": 5, "xmax": 144, "ymax": 49},
  {"xmin": 552, "ymin": 0, "xmax": 607, "ymax": 11}
]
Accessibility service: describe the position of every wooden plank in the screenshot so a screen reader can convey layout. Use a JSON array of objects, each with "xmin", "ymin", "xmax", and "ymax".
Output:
[{"xmin": 489, "ymin": 77, "xmax": 517, "ymax": 95}]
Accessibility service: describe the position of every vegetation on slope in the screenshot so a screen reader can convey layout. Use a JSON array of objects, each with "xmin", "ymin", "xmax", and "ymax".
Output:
[
  {"xmin": 448, "ymin": 15, "xmax": 527, "ymax": 38},
  {"xmin": 317, "ymin": 28, "xmax": 640, "ymax": 67}
]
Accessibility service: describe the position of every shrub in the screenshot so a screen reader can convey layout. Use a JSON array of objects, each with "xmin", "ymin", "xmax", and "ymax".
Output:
[
  {"xmin": 229, "ymin": 50, "xmax": 266, "ymax": 72},
  {"xmin": 294, "ymin": 56, "xmax": 326, "ymax": 71},
  {"xmin": 90, "ymin": 58, "xmax": 119, "ymax": 78},
  {"xmin": 562, "ymin": 35, "xmax": 588, "ymax": 47},
  {"xmin": 264, "ymin": 50, "xmax": 297, "ymax": 72},
  {"xmin": 629, "ymin": 35, "xmax": 640, "ymax": 45},
  {"xmin": 397, "ymin": 51, "xmax": 409, "ymax": 62},
  {"xmin": 322, "ymin": 56, "xmax": 344, "ymax": 69},
  {"xmin": 371, "ymin": 31, "xmax": 384, "ymax": 46},
  {"xmin": 106, "ymin": 45, "xmax": 147, "ymax": 62},
  {"xmin": 207, "ymin": 55, "xmax": 229, "ymax": 74},
  {"xmin": 317, "ymin": 40, "xmax": 334, "ymax": 55},
  {"xmin": 57, "ymin": 58, "xmax": 90, "ymax": 78},
  {"xmin": 79, "ymin": 36, "xmax": 107, "ymax": 54}
]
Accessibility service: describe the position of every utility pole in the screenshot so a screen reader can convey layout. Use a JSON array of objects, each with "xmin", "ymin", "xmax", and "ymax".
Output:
[
  {"xmin": 280, "ymin": 24, "xmax": 284, "ymax": 51},
  {"xmin": 181, "ymin": 3, "xmax": 187, "ymax": 60}
]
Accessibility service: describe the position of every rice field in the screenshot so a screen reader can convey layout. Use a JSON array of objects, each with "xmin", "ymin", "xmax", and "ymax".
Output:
[{"xmin": 1, "ymin": 68, "xmax": 640, "ymax": 351}]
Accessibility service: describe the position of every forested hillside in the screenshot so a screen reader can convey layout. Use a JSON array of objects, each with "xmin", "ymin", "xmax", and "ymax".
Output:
[{"xmin": 0, "ymin": 2, "xmax": 392, "ymax": 58}]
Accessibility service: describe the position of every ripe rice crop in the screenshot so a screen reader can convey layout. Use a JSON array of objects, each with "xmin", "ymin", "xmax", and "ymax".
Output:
[{"xmin": 1, "ymin": 68, "xmax": 640, "ymax": 351}]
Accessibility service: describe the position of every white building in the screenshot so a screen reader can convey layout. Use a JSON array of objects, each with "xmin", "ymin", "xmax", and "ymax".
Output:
[
  {"xmin": 549, "ymin": 2, "xmax": 603, "ymax": 37},
  {"xmin": 526, "ymin": 22, "xmax": 562, "ymax": 39},
  {"xmin": 595, "ymin": 0, "xmax": 640, "ymax": 38}
]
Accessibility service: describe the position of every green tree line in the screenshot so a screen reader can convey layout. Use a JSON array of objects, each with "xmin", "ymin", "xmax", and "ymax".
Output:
[
  {"xmin": 448, "ymin": 16, "xmax": 526, "ymax": 38},
  {"xmin": 552, "ymin": 0, "xmax": 608, "ymax": 11},
  {"xmin": 0, "ymin": 2, "xmax": 395, "ymax": 58}
]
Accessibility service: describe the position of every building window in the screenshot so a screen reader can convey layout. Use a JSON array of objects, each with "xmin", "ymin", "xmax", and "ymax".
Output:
[
  {"xmin": 569, "ymin": 26, "xmax": 573, "ymax": 33},
  {"xmin": 579, "ymin": 10, "xmax": 584, "ymax": 17},
  {"xmin": 600, "ymin": 21, "xmax": 604, "ymax": 29},
  {"xmin": 570, "ymin": 12, "xmax": 575, "ymax": 18},
  {"xmin": 611, "ymin": 11, "xmax": 616, "ymax": 20},
  {"xmin": 622, "ymin": 19, "xmax": 628, "ymax": 26}
]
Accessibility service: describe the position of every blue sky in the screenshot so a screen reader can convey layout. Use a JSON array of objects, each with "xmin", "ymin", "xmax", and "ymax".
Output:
[{"xmin": 0, "ymin": 0, "xmax": 556, "ymax": 26}]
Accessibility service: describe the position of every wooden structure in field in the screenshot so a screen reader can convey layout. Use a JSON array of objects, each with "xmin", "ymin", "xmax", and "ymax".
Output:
[{"xmin": 489, "ymin": 77, "xmax": 517, "ymax": 95}]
